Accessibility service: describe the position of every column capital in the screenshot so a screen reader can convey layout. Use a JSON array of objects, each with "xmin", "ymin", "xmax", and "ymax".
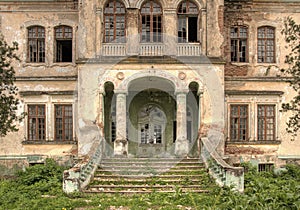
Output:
[
  {"xmin": 175, "ymin": 89, "xmax": 189, "ymax": 95},
  {"xmin": 114, "ymin": 89, "xmax": 128, "ymax": 95}
]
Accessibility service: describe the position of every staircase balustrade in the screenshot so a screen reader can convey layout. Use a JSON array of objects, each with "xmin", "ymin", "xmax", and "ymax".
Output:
[
  {"xmin": 63, "ymin": 131, "xmax": 104, "ymax": 194},
  {"xmin": 200, "ymin": 137, "xmax": 244, "ymax": 192}
]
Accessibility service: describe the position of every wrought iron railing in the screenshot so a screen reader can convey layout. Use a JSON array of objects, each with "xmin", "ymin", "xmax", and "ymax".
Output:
[{"xmin": 200, "ymin": 137, "xmax": 244, "ymax": 192}]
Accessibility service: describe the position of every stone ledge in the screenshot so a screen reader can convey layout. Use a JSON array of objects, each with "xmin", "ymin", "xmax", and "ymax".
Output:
[
  {"xmin": 22, "ymin": 140, "xmax": 77, "ymax": 145},
  {"xmin": 226, "ymin": 140, "xmax": 281, "ymax": 145}
]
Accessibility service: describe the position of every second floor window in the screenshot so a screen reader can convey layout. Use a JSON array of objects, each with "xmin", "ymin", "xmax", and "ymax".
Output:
[
  {"xmin": 230, "ymin": 26, "xmax": 248, "ymax": 62},
  {"xmin": 104, "ymin": 0, "xmax": 126, "ymax": 43},
  {"xmin": 28, "ymin": 105, "xmax": 46, "ymax": 141},
  {"xmin": 258, "ymin": 26, "xmax": 275, "ymax": 63},
  {"xmin": 257, "ymin": 105, "xmax": 276, "ymax": 141},
  {"xmin": 177, "ymin": 0, "xmax": 198, "ymax": 43},
  {"xmin": 55, "ymin": 25, "xmax": 73, "ymax": 62},
  {"xmin": 140, "ymin": 0, "xmax": 162, "ymax": 42},
  {"xmin": 230, "ymin": 105, "xmax": 248, "ymax": 141},
  {"xmin": 28, "ymin": 26, "xmax": 45, "ymax": 63},
  {"xmin": 55, "ymin": 105, "xmax": 73, "ymax": 141}
]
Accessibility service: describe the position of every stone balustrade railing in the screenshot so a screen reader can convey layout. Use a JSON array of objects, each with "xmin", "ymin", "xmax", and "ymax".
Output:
[
  {"xmin": 177, "ymin": 43, "xmax": 201, "ymax": 56},
  {"xmin": 63, "ymin": 133, "xmax": 104, "ymax": 193},
  {"xmin": 200, "ymin": 137, "xmax": 244, "ymax": 192},
  {"xmin": 102, "ymin": 43, "xmax": 126, "ymax": 56},
  {"xmin": 139, "ymin": 43, "xmax": 165, "ymax": 56}
]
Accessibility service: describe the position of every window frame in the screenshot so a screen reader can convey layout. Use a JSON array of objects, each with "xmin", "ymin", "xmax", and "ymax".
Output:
[
  {"xmin": 27, "ymin": 104, "xmax": 46, "ymax": 141},
  {"xmin": 230, "ymin": 26, "xmax": 248, "ymax": 62},
  {"xmin": 229, "ymin": 104, "xmax": 249, "ymax": 142},
  {"xmin": 104, "ymin": 0, "xmax": 126, "ymax": 43},
  {"xmin": 27, "ymin": 26, "xmax": 46, "ymax": 63},
  {"xmin": 139, "ymin": 0, "xmax": 163, "ymax": 43},
  {"xmin": 257, "ymin": 104, "xmax": 276, "ymax": 141},
  {"xmin": 54, "ymin": 104, "xmax": 73, "ymax": 141},
  {"xmin": 54, "ymin": 25, "xmax": 73, "ymax": 62},
  {"xmin": 257, "ymin": 26, "xmax": 275, "ymax": 63},
  {"xmin": 177, "ymin": 0, "xmax": 199, "ymax": 43}
]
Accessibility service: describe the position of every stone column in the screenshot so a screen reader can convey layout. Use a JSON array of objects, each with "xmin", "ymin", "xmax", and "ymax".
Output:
[
  {"xmin": 114, "ymin": 91, "xmax": 128, "ymax": 157},
  {"xmin": 97, "ymin": 92, "xmax": 104, "ymax": 136},
  {"xmin": 175, "ymin": 91, "xmax": 189, "ymax": 156}
]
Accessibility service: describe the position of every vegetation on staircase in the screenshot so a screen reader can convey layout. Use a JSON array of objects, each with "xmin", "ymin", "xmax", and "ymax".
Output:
[{"xmin": 84, "ymin": 158, "xmax": 216, "ymax": 194}]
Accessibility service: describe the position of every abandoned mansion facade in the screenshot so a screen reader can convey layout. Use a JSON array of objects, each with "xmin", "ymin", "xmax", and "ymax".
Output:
[{"xmin": 0, "ymin": 0, "xmax": 300, "ymax": 171}]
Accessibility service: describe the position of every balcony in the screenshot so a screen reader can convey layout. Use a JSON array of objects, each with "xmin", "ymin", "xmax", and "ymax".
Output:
[{"xmin": 101, "ymin": 42, "xmax": 201, "ymax": 57}]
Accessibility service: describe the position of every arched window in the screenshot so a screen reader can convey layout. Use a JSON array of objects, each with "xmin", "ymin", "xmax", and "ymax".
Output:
[
  {"xmin": 55, "ymin": 25, "xmax": 73, "ymax": 62},
  {"xmin": 140, "ymin": 0, "xmax": 162, "ymax": 43},
  {"xmin": 257, "ymin": 26, "xmax": 275, "ymax": 63},
  {"xmin": 27, "ymin": 26, "xmax": 45, "ymax": 62},
  {"xmin": 104, "ymin": 0, "xmax": 126, "ymax": 43},
  {"xmin": 177, "ymin": 0, "xmax": 198, "ymax": 43}
]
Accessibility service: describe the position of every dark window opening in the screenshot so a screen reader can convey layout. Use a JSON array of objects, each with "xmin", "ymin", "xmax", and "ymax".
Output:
[
  {"xmin": 177, "ymin": 0, "xmax": 198, "ymax": 43},
  {"xmin": 55, "ymin": 26, "xmax": 73, "ymax": 62},
  {"xmin": 258, "ymin": 163, "xmax": 274, "ymax": 172},
  {"xmin": 173, "ymin": 121, "xmax": 177, "ymax": 143}
]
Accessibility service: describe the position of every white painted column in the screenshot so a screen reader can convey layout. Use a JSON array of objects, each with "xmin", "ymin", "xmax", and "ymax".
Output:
[
  {"xmin": 114, "ymin": 91, "xmax": 128, "ymax": 157},
  {"xmin": 97, "ymin": 92, "xmax": 104, "ymax": 136},
  {"xmin": 175, "ymin": 91, "xmax": 189, "ymax": 156}
]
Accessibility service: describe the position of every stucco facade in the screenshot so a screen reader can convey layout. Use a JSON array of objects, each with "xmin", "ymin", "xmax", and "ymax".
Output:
[{"xmin": 0, "ymin": 0, "xmax": 299, "ymax": 172}]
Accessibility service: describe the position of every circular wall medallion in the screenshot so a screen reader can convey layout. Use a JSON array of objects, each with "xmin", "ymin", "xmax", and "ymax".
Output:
[
  {"xmin": 178, "ymin": 72, "xmax": 186, "ymax": 80},
  {"xmin": 116, "ymin": 72, "xmax": 124, "ymax": 80}
]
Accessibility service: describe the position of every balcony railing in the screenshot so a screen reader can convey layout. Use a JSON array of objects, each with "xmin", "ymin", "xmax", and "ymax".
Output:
[
  {"xmin": 177, "ymin": 43, "xmax": 201, "ymax": 56},
  {"xmin": 101, "ymin": 43, "xmax": 202, "ymax": 57},
  {"xmin": 139, "ymin": 43, "xmax": 165, "ymax": 56},
  {"xmin": 102, "ymin": 43, "xmax": 126, "ymax": 56}
]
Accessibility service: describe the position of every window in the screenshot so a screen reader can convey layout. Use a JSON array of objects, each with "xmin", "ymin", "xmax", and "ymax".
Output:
[
  {"xmin": 258, "ymin": 26, "xmax": 275, "ymax": 63},
  {"xmin": 55, "ymin": 105, "xmax": 73, "ymax": 141},
  {"xmin": 28, "ymin": 26, "xmax": 45, "ymax": 62},
  {"xmin": 55, "ymin": 25, "xmax": 73, "ymax": 62},
  {"xmin": 177, "ymin": 0, "xmax": 198, "ymax": 43},
  {"xmin": 28, "ymin": 105, "xmax": 46, "ymax": 141},
  {"xmin": 258, "ymin": 163, "xmax": 274, "ymax": 172},
  {"xmin": 140, "ymin": 0, "xmax": 162, "ymax": 42},
  {"xmin": 230, "ymin": 26, "xmax": 248, "ymax": 62},
  {"xmin": 230, "ymin": 105, "xmax": 248, "ymax": 141},
  {"xmin": 104, "ymin": 0, "xmax": 126, "ymax": 43},
  {"xmin": 257, "ymin": 105, "xmax": 275, "ymax": 141}
]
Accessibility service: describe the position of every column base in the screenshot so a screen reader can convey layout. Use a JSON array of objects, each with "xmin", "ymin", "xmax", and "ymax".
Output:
[
  {"xmin": 113, "ymin": 138, "xmax": 128, "ymax": 157},
  {"xmin": 175, "ymin": 138, "xmax": 189, "ymax": 157}
]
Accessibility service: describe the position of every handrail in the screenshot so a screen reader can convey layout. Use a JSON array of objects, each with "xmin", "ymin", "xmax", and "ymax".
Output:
[
  {"xmin": 200, "ymin": 137, "xmax": 244, "ymax": 192},
  {"xmin": 63, "ymin": 126, "xmax": 104, "ymax": 193}
]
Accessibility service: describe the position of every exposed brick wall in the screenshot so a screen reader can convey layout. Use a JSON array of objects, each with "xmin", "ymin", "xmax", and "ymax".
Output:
[{"xmin": 225, "ymin": 64, "xmax": 248, "ymax": 76}]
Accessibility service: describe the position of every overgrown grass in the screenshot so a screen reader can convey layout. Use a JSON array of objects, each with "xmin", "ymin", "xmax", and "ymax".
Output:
[{"xmin": 0, "ymin": 159, "xmax": 299, "ymax": 210}]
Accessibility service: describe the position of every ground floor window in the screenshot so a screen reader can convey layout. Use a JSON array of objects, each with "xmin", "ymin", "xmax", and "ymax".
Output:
[
  {"xmin": 28, "ymin": 105, "xmax": 46, "ymax": 141},
  {"xmin": 55, "ymin": 104, "xmax": 73, "ymax": 141},
  {"xmin": 257, "ymin": 105, "xmax": 275, "ymax": 141},
  {"xmin": 230, "ymin": 104, "xmax": 248, "ymax": 141}
]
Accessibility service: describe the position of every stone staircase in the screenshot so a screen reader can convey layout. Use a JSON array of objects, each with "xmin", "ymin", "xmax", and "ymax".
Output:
[{"xmin": 83, "ymin": 158, "xmax": 215, "ymax": 194}]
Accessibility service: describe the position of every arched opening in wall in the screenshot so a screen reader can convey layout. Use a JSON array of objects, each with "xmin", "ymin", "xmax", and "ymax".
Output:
[
  {"xmin": 187, "ymin": 81, "xmax": 199, "ymax": 156},
  {"xmin": 127, "ymin": 76, "xmax": 176, "ymax": 157},
  {"xmin": 104, "ymin": 82, "xmax": 116, "ymax": 144}
]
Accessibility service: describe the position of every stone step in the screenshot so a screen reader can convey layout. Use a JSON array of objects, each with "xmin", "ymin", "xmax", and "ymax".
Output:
[
  {"xmin": 85, "ymin": 158, "xmax": 212, "ymax": 194},
  {"xmin": 84, "ymin": 185, "xmax": 210, "ymax": 193}
]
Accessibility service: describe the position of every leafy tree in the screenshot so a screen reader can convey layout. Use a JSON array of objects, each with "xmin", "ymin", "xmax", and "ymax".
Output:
[
  {"xmin": 0, "ymin": 34, "xmax": 24, "ymax": 136},
  {"xmin": 281, "ymin": 17, "xmax": 300, "ymax": 139}
]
